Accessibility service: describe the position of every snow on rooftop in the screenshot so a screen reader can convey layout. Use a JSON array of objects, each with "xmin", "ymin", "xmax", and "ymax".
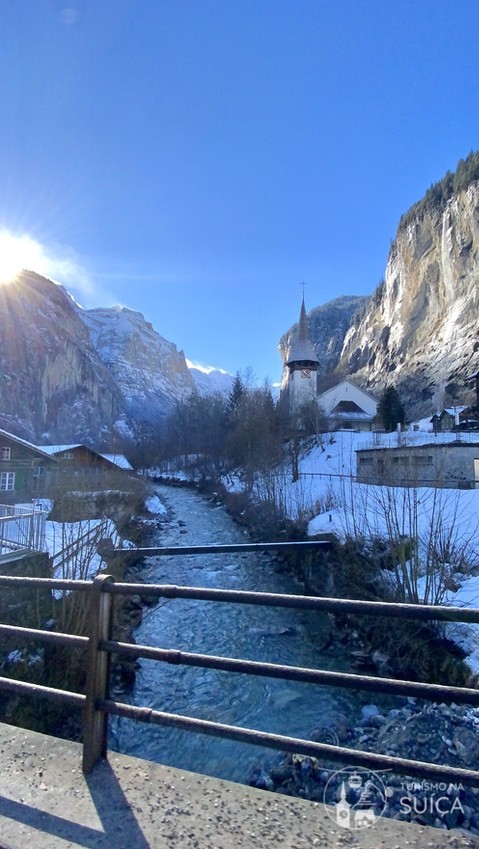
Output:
[
  {"xmin": 37, "ymin": 444, "xmax": 81, "ymax": 455},
  {"xmin": 100, "ymin": 453, "xmax": 133, "ymax": 470}
]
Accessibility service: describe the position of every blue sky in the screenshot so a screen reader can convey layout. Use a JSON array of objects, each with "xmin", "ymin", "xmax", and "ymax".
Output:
[{"xmin": 1, "ymin": 0, "xmax": 479, "ymax": 384}]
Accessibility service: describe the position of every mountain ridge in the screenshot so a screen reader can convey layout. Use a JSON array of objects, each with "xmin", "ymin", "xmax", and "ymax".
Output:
[{"xmin": 0, "ymin": 273, "xmax": 233, "ymax": 445}]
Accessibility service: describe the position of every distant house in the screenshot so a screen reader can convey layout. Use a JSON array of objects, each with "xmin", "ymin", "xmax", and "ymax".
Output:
[
  {"xmin": 99, "ymin": 453, "xmax": 134, "ymax": 471},
  {"xmin": 37, "ymin": 444, "xmax": 133, "ymax": 479},
  {"xmin": 0, "ymin": 429, "xmax": 58, "ymax": 505},
  {"xmin": 430, "ymin": 407, "xmax": 468, "ymax": 432},
  {"xmin": 356, "ymin": 439, "xmax": 479, "ymax": 489},
  {"xmin": 318, "ymin": 380, "xmax": 378, "ymax": 432}
]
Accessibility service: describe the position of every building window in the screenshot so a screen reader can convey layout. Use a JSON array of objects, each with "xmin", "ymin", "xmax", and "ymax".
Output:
[
  {"xmin": 359, "ymin": 456, "xmax": 374, "ymax": 465},
  {"xmin": 413, "ymin": 455, "xmax": 434, "ymax": 466},
  {"xmin": 61, "ymin": 451, "xmax": 74, "ymax": 460},
  {"xmin": 0, "ymin": 472, "xmax": 15, "ymax": 491},
  {"xmin": 0, "ymin": 447, "xmax": 11, "ymax": 461}
]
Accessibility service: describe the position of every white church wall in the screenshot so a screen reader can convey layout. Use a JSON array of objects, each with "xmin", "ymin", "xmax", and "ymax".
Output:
[{"xmin": 318, "ymin": 380, "xmax": 377, "ymax": 416}]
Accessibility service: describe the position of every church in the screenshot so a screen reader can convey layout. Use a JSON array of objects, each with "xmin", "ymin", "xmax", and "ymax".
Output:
[{"xmin": 281, "ymin": 297, "xmax": 378, "ymax": 431}]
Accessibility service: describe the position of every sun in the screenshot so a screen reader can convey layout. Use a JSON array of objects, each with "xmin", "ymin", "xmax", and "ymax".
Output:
[{"xmin": 0, "ymin": 231, "xmax": 44, "ymax": 284}]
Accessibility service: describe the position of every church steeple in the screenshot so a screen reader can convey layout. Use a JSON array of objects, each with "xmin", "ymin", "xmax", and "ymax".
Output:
[
  {"xmin": 285, "ymin": 296, "xmax": 319, "ymax": 367},
  {"xmin": 283, "ymin": 295, "xmax": 319, "ymax": 418}
]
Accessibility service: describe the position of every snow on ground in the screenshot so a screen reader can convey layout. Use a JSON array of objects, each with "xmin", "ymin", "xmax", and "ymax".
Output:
[
  {"xmin": 260, "ymin": 429, "xmax": 479, "ymax": 674},
  {"xmin": 144, "ymin": 494, "xmax": 167, "ymax": 515}
]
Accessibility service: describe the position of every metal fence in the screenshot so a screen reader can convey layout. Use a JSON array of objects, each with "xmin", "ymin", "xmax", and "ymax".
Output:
[
  {"xmin": 0, "ymin": 540, "xmax": 479, "ymax": 788},
  {"xmin": 0, "ymin": 508, "xmax": 47, "ymax": 555}
]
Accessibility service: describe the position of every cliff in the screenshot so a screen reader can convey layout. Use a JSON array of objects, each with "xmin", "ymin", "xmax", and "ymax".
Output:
[
  {"xmin": 0, "ymin": 274, "xmax": 199, "ymax": 445},
  {"xmin": 80, "ymin": 306, "xmax": 195, "ymax": 426},
  {"xmin": 339, "ymin": 179, "xmax": 479, "ymax": 417},
  {"xmin": 0, "ymin": 273, "xmax": 124, "ymax": 444}
]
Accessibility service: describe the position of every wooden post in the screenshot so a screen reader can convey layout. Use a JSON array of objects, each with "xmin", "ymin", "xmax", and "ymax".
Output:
[{"xmin": 82, "ymin": 573, "xmax": 114, "ymax": 773}]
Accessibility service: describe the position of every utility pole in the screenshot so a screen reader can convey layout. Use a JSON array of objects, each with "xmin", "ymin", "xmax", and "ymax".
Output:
[{"xmin": 465, "ymin": 370, "xmax": 479, "ymax": 418}]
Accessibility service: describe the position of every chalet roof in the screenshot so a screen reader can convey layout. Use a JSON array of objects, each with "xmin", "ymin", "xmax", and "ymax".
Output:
[
  {"xmin": 100, "ymin": 453, "xmax": 133, "ymax": 471},
  {"xmin": 357, "ymin": 438, "xmax": 479, "ymax": 454},
  {"xmin": 330, "ymin": 410, "xmax": 374, "ymax": 422},
  {"xmin": 317, "ymin": 378, "xmax": 378, "ymax": 404},
  {"xmin": 0, "ymin": 429, "xmax": 57, "ymax": 461},
  {"xmin": 331, "ymin": 400, "xmax": 365, "ymax": 414},
  {"xmin": 38, "ymin": 444, "xmax": 132, "ymax": 470},
  {"xmin": 285, "ymin": 298, "xmax": 319, "ymax": 366},
  {"xmin": 431, "ymin": 407, "xmax": 467, "ymax": 419},
  {"xmin": 37, "ymin": 444, "xmax": 82, "ymax": 455}
]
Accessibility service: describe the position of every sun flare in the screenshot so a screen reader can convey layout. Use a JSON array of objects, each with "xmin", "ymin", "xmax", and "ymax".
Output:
[{"xmin": 0, "ymin": 232, "xmax": 45, "ymax": 284}]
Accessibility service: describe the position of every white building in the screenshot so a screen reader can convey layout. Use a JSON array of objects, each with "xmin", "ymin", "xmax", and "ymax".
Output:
[{"xmin": 318, "ymin": 379, "xmax": 378, "ymax": 431}]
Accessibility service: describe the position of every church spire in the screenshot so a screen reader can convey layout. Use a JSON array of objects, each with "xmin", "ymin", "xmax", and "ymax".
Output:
[
  {"xmin": 285, "ymin": 296, "xmax": 319, "ymax": 366},
  {"xmin": 298, "ymin": 296, "xmax": 309, "ymax": 341}
]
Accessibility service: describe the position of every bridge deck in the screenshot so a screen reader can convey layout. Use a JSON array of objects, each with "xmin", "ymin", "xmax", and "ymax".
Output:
[{"xmin": 0, "ymin": 722, "xmax": 476, "ymax": 849}]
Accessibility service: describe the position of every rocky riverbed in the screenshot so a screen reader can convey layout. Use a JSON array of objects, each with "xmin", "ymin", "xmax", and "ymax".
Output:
[{"xmin": 250, "ymin": 699, "xmax": 479, "ymax": 834}]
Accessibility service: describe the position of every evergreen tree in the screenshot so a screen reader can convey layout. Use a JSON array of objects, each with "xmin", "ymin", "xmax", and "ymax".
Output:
[
  {"xmin": 378, "ymin": 385, "xmax": 406, "ymax": 432},
  {"xmin": 227, "ymin": 372, "xmax": 246, "ymax": 416}
]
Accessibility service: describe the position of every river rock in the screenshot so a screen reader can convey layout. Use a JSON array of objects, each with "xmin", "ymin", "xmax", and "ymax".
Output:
[
  {"xmin": 255, "ymin": 700, "xmax": 479, "ymax": 834},
  {"xmin": 360, "ymin": 703, "xmax": 381, "ymax": 720}
]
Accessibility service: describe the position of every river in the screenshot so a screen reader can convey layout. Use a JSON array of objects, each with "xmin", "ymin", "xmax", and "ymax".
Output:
[{"xmin": 112, "ymin": 484, "xmax": 373, "ymax": 784}]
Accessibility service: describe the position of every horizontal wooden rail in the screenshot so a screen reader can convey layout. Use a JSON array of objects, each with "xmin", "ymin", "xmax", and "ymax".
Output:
[
  {"xmin": 108, "ymin": 540, "xmax": 330, "ymax": 556},
  {"xmin": 0, "ymin": 622, "xmax": 87, "ymax": 649},
  {"xmin": 109, "ymin": 581, "xmax": 479, "ymax": 624},
  {"xmin": 0, "ymin": 675, "xmax": 84, "ymax": 708},
  {"xmin": 101, "ymin": 638, "xmax": 479, "ymax": 705},
  {"xmin": 99, "ymin": 697, "xmax": 479, "ymax": 788},
  {"xmin": 1, "ymin": 573, "xmax": 478, "ymax": 625}
]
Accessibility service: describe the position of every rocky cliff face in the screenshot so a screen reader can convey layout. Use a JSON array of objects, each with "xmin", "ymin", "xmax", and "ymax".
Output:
[
  {"xmin": 80, "ymin": 306, "xmax": 195, "ymax": 427},
  {"xmin": 0, "ymin": 273, "xmax": 207, "ymax": 445},
  {"xmin": 339, "ymin": 181, "xmax": 479, "ymax": 417},
  {"xmin": 0, "ymin": 272, "xmax": 124, "ymax": 444}
]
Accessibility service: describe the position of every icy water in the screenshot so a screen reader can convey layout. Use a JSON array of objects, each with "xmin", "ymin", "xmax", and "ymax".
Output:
[{"xmin": 112, "ymin": 485, "xmax": 372, "ymax": 784}]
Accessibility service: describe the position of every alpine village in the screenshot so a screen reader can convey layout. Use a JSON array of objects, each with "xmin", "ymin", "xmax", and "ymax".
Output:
[{"xmin": 2, "ymin": 152, "xmax": 479, "ymax": 842}]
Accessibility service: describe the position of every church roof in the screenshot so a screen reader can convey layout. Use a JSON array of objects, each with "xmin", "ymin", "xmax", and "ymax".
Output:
[{"xmin": 285, "ymin": 297, "xmax": 319, "ymax": 366}]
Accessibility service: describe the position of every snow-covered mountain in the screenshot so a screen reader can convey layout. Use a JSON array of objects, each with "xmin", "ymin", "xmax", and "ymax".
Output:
[
  {"xmin": 187, "ymin": 362, "xmax": 234, "ymax": 396},
  {"xmin": 0, "ymin": 273, "xmax": 232, "ymax": 445},
  {"xmin": 80, "ymin": 305, "xmax": 195, "ymax": 426}
]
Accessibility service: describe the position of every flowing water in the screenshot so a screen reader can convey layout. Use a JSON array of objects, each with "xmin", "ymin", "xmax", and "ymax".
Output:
[{"xmin": 112, "ymin": 485, "xmax": 372, "ymax": 784}]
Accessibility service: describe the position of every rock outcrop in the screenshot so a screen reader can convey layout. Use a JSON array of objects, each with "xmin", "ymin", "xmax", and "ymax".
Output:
[
  {"xmin": 0, "ymin": 273, "xmax": 198, "ymax": 445},
  {"xmin": 81, "ymin": 305, "xmax": 195, "ymax": 426},
  {"xmin": 339, "ymin": 180, "xmax": 479, "ymax": 417},
  {"xmin": 0, "ymin": 272, "xmax": 124, "ymax": 444}
]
